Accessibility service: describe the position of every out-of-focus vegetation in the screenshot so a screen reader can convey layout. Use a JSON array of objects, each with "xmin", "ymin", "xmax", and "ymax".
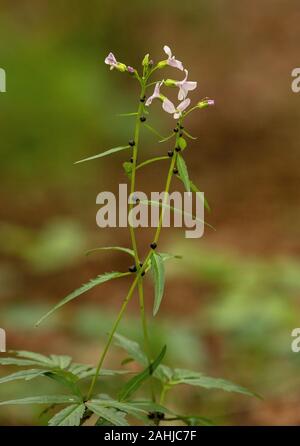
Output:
[{"xmin": 1, "ymin": 0, "xmax": 300, "ymax": 425}]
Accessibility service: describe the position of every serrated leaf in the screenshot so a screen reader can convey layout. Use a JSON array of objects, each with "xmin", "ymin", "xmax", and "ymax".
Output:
[
  {"xmin": 151, "ymin": 252, "xmax": 165, "ymax": 316},
  {"xmin": 114, "ymin": 334, "xmax": 148, "ymax": 366},
  {"xmin": 48, "ymin": 403, "xmax": 85, "ymax": 426},
  {"xmin": 88, "ymin": 397, "xmax": 148, "ymax": 422},
  {"xmin": 85, "ymin": 246, "xmax": 134, "ymax": 258},
  {"xmin": 178, "ymin": 137, "xmax": 187, "ymax": 150},
  {"xmin": 49, "ymin": 355, "xmax": 72, "ymax": 369},
  {"xmin": 0, "ymin": 395, "xmax": 81, "ymax": 406},
  {"xmin": 170, "ymin": 368, "xmax": 256, "ymax": 397},
  {"xmin": 0, "ymin": 369, "xmax": 49, "ymax": 384},
  {"xmin": 177, "ymin": 154, "xmax": 190, "ymax": 193},
  {"xmin": 118, "ymin": 345, "xmax": 166, "ymax": 401},
  {"xmin": 0, "ymin": 358, "xmax": 47, "ymax": 367},
  {"xmin": 75, "ymin": 146, "xmax": 130, "ymax": 164},
  {"xmin": 87, "ymin": 403, "xmax": 129, "ymax": 426},
  {"xmin": 36, "ymin": 272, "xmax": 127, "ymax": 326},
  {"xmin": 12, "ymin": 351, "xmax": 54, "ymax": 365}
]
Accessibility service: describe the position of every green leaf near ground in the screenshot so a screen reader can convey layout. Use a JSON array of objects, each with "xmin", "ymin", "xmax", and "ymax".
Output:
[
  {"xmin": 0, "ymin": 395, "xmax": 81, "ymax": 406},
  {"xmin": 118, "ymin": 345, "xmax": 166, "ymax": 401},
  {"xmin": 48, "ymin": 403, "xmax": 85, "ymax": 426}
]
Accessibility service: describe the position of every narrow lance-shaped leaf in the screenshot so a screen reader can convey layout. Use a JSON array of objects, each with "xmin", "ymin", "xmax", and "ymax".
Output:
[
  {"xmin": 177, "ymin": 154, "xmax": 190, "ymax": 193},
  {"xmin": 0, "ymin": 369, "xmax": 49, "ymax": 385},
  {"xmin": 139, "ymin": 200, "xmax": 214, "ymax": 230},
  {"xmin": 36, "ymin": 272, "xmax": 128, "ymax": 326},
  {"xmin": 0, "ymin": 395, "xmax": 81, "ymax": 406},
  {"xmin": 87, "ymin": 404, "xmax": 129, "ymax": 426},
  {"xmin": 118, "ymin": 345, "xmax": 167, "ymax": 401},
  {"xmin": 75, "ymin": 145, "xmax": 130, "ymax": 164},
  {"xmin": 175, "ymin": 175, "xmax": 211, "ymax": 212},
  {"xmin": 151, "ymin": 252, "xmax": 165, "ymax": 316},
  {"xmin": 48, "ymin": 403, "xmax": 85, "ymax": 426},
  {"xmin": 85, "ymin": 246, "xmax": 135, "ymax": 258},
  {"xmin": 136, "ymin": 156, "xmax": 169, "ymax": 171}
]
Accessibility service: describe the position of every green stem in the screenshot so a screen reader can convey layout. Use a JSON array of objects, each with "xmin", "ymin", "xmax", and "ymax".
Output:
[{"xmin": 87, "ymin": 97, "xmax": 182, "ymax": 402}]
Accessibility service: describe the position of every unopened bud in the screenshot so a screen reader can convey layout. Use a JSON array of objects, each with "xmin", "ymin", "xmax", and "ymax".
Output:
[
  {"xmin": 164, "ymin": 79, "xmax": 177, "ymax": 87},
  {"xmin": 142, "ymin": 53, "xmax": 150, "ymax": 67},
  {"xmin": 157, "ymin": 60, "xmax": 168, "ymax": 69},
  {"xmin": 116, "ymin": 63, "xmax": 127, "ymax": 72},
  {"xmin": 197, "ymin": 99, "xmax": 215, "ymax": 109}
]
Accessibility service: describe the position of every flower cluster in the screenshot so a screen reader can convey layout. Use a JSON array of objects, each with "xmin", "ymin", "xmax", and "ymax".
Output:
[{"xmin": 105, "ymin": 45, "xmax": 214, "ymax": 119}]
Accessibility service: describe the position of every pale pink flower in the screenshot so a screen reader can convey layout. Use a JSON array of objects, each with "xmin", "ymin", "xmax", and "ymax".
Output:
[
  {"xmin": 175, "ymin": 69, "xmax": 197, "ymax": 100},
  {"xmin": 162, "ymin": 98, "xmax": 191, "ymax": 119},
  {"xmin": 105, "ymin": 52, "xmax": 118, "ymax": 70},
  {"xmin": 163, "ymin": 45, "xmax": 184, "ymax": 71},
  {"xmin": 145, "ymin": 81, "xmax": 163, "ymax": 106}
]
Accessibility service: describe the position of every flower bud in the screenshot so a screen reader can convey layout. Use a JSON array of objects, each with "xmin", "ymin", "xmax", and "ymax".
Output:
[
  {"xmin": 116, "ymin": 62, "xmax": 127, "ymax": 72},
  {"xmin": 142, "ymin": 53, "xmax": 150, "ymax": 67},
  {"xmin": 164, "ymin": 79, "xmax": 177, "ymax": 87},
  {"xmin": 157, "ymin": 60, "xmax": 168, "ymax": 69},
  {"xmin": 197, "ymin": 99, "xmax": 215, "ymax": 109}
]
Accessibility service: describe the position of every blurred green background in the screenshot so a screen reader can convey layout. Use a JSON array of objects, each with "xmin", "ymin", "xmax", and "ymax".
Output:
[{"xmin": 1, "ymin": 0, "xmax": 300, "ymax": 425}]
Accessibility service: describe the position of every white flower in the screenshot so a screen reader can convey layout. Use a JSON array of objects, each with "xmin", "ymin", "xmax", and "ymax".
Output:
[
  {"xmin": 163, "ymin": 45, "xmax": 184, "ymax": 71},
  {"xmin": 145, "ymin": 81, "xmax": 163, "ymax": 106},
  {"xmin": 104, "ymin": 52, "xmax": 127, "ymax": 72},
  {"xmin": 162, "ymin": 98, "xmax": 191, "ymax": 119},
  {"xmin": 105, "ymin": 52, "xmax": 118, "ymax": 70},
  {"xmin": 175, "ymin": 69, "xmax": 197, "ymax": 100}
]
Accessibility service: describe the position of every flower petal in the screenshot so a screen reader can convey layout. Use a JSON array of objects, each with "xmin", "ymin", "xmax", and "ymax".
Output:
[
  {"xmin": 168, "ymin": 58, "xmax": 184, "ymax": 71},
  {"xmin": 185, "ymin": 81, "xmax": 197, "ymax": 91},
  {"xmin": 162, "ymin": 98, "xmax": 176, "ymax": 114},
  {"xmin": 105, "ymin": 52, "xmax": 117, "ymax": 66},
  {"xmin": 177, "ymin": 98, "xmax": 191, "ymax": 112},
  {"xmin": 178, "ymin": 87, "xmax": 187, "ymax": 101},
  {"xmin": 163, "ymin": 45, "xmax": 172, "ymax": 58}
]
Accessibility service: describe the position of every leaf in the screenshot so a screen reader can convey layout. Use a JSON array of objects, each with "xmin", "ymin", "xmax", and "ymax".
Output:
[
  {"xmin": 118, "ymin": 345, "xmax": 166, "ymax": 401},
  {"xmin": 0, "ymin": 369, "xmax": 49, "ymax": 384},
  {"xmin": 88, "ymin": 397, "xmax": 149, "ymax": 423},
  {"xmin": 0, "ymin": 358, "xmax": 47, "ymax": 367},
  {"xmin": 75, "ymin": 146, "xmax": 130, "ymax": 164},
  {"xmin": 0, "ymin": 395, "xmax": 81, "ymax": 406},
  {"xmin": 11, "ymin": 351, "xmax": 54, "ymax": 365},
  {"xmin": 36, "ymin": 272, "xmax": 128, "ymax": 326},
  {"xmin": 48, "ymin": 403, "xmax": 85, "ymax": 426},
  {"xmin": 183, "ymin": 416, "xmax": 214, "ymax": 426},
  {"xmin": 170, "ymin": 368, "xmax": 256, "ymax": 397},
  {"xmin": 116, "ymin": 112, "xmax": 138, "ymax": 117},
  {"xmin": 87, "ymin": 403, "xmax": 129, "ymax": 426},
  {"xmin": 48, "ymin": 355, "xmax": 72, "ymax": 369},
  {"xmin": 136, "ymin": 156, "xmax": 169, "ymax": 171},
  {"xmin": 178, "ymin": 137, "xmax": 187, "ymax": 150},
  {"xmin": 183, "ymin": 130, "xmax": 197, "ymax": 140},
  {"xmin": 143, "ymin": 124, "xmax": 165, "ymax": 139},
  {"xmin": 139, "ymin": 200, "xmax": 213, "ymax": 230},
  {"xmin": 114, "ymin": 334, "xmax": 148, "ymax": 366},
  {"xmin": 159, "ymin": 133, "xmax": 175, "ymax": 143},
  {"xmin": 177, "ymin": 154, "xmax": 190, "ymax": 193},
  {"xmin": 123, "ymin": 161, "xmax": 132, "ymax": 179},
  {"xmin": 159, "ymin": 252, "xmax": 182, "ymax": 262},
  {"xmin": 151, "ymin": 252, "xmax": 165, "ymax": 316},
  {"xmin": 85, "ymin": 246, "xmax": 134, "ymax": 258},
  {"xmin": 189, "ymin": 180, "xmax": 211, "ymax": 212}
]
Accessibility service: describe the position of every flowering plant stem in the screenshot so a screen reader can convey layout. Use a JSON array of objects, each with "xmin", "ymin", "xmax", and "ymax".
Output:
[{"xmin": 86, "ymin": 90, "xmax": 180, "ymax": 401}]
